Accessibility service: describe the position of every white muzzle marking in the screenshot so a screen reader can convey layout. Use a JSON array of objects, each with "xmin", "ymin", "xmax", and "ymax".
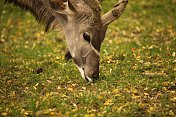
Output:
[{"xmin": 76, "ymin": 66, "xmax": 93, "ymax": 82}]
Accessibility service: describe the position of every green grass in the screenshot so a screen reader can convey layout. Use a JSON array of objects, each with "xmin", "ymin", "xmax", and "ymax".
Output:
[{"xmin": 0, "ymin": 0, "xmax": 176, "ymax": 116}]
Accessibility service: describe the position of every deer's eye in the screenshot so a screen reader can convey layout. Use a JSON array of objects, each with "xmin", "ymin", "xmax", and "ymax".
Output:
[{"xmin": 83, "ymin": 32, "xmax": 91, "ymax": 43}]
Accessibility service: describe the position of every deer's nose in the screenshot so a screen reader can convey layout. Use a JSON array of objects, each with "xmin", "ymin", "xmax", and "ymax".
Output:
[
  {"xmin": 92, "ymin": 72, "xmax": 99, "ymax": 80},
  {"xmin": 85, "ymin": 70, "xmax": 99, "ymax": 82}
]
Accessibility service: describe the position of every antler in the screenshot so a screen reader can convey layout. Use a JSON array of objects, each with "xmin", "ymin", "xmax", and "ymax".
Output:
[{"xmin": 102, "ymin": 0, "xmax": 128, "ymax": 27}]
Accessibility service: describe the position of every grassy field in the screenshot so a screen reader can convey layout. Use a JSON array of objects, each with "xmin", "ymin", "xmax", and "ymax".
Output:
[{"xmin": 0, "ymin": 0, "xmax": 176, "ymax": 116}]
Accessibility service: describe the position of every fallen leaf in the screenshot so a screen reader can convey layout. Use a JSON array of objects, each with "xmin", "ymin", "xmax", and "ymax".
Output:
[{"xmin": 104, "ymin": 99, "xmax": 113, "ymax": 106}]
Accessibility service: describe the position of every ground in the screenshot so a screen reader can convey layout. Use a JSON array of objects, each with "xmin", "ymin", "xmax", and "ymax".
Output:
[{"xmin": 0, "ymin": 0, "xmax": 176, "ymax": 116}]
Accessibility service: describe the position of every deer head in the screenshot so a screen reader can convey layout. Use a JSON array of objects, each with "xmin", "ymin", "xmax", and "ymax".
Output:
[
  {"xmin": 51, "ymin": 0, "xmax": 128, "ymax": 82},
  {"xmin": 5, "ymin": 0, "xmax": 128, "ymax": 82}
]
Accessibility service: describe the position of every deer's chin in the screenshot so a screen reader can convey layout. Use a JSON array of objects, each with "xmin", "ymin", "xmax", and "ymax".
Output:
[
  {"xmin": 85, "ymin": 76, "xmax": 93, "ymax": 82},
  {"xmin": 76, "ymin": 66, "xmax": 93, "ymax": 82}
]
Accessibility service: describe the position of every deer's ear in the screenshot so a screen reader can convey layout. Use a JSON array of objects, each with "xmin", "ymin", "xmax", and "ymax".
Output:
[
  {"xmin": 67, "ymin": 0, "xmax": 78, "ymax": 13},
  {"xmin": 49, "ymin": 0, "xmax": 77, "ymax": 25},
  {"xmin": 49, "ymin": 0, "xmax": 67, "ymax": 11},
  {"xmin": 49, "ymin": 0, "xmax": 77, "ymax": 14}
]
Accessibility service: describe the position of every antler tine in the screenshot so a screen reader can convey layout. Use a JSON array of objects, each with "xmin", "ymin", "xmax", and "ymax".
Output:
[
  {"xmin": 83, "ymin": 0, "xmax": 101, "ymax": 17},
  {"xmin": 102, "ymin": 0, "xmax": 128, "ymax": 27}
]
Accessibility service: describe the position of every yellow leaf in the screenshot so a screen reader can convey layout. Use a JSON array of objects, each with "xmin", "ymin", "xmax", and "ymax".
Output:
[
  {"xmin": 104, "ymin": 99, "xmax": 113, "ymax": 106},
  {"xmin": 50, "ymin": 112, "xmax": 55, "ymax": 116},
  {"xmin": 138, "ymin": 103, "xmax": 146, "ymax": 108},
  {"xmin": 162, "ymin": 82, "xmax": 169, "ymax": 86},
  {"xmin": 144, "ymin": 87, "xmax": 149, "ymax": 91},
  {"xmin": 87, "ymin": 109, "xmax": 97, "ymax": 113},
  {"xmin": 132, "ymin": 94, "xmax": 140, "ymax": 100},
  {"xmin": 147, "ymin": 105, "xmax": 156, "ymax": 113},
  {"xmin": 57, "ymin": 85, "xmax": 61, "ymax": 90},
  {"xmin": 131, "ymin": 88, "xmax": 138, "ymax": 94},
  {"xmin": 115, "ymin": 94, "xmax": 121, "ymax": 97},
  {"xmin": 97, "ymin": 95, "xmax": 103, "ymax": 100},
  {"xmin": 162, "ymin": 87, "xmax": 167, "ymax": 91},
  {"xmin": 112, "ymin": 89, "xmax": 120, "ymax": 93},
  {"xmin": 144, "ymin": 93, "xmax": 149, "ymax": 96},
  {"xmin": 170, "ymin": 97, "xmax": 176, "ymax": 102},
  {"xmin": 68, "ymin": 88, "xmax": 73, "ymax": 91},
  {"xmin": 84, "ymin": 113, "xmax": 95, "ymax": 117},
  {"xmin": 1, "ymin": 112, "xmax": 8, "ymax": 116},
  {"xmin": 56, "ymin": 57, "xmax": 60, "ymax": 60},
  {"xmin": 169, "ymin": 110, "xmax": 174, "ymax": 116},
  {"xmin": 149, "ymin": 107, "xmax": 155, "ymax": 112},
  {"xmin": 82, "ymin": 87, "xmax": 86, "ymax": 90}
]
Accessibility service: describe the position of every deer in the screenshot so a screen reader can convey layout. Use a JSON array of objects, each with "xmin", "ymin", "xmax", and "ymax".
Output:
[{"xmin": 5, "ymin": 0, "xmax": 128, "ymax": 82}]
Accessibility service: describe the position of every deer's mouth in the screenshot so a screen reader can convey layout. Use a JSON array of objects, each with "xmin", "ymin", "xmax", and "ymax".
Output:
[{"xmin": 77, "ymin": 66, "xmax": 93, "ymax": 82}]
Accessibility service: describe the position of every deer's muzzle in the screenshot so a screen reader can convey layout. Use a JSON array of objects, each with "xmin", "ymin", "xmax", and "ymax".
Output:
[{"xmin": 77, "ymin": 66, "xmax": 99, "ymax": 82}]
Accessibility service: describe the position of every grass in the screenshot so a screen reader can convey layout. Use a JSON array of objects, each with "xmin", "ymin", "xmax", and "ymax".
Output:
[{"xmin": 0, "ymin": 0, "xmax": 176, "ymax": 116}]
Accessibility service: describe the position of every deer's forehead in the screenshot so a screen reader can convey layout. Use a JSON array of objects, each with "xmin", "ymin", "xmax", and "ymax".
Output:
[{"xmin": 74, "ymin": 12, "xmax": 97, "ymax": 24}]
